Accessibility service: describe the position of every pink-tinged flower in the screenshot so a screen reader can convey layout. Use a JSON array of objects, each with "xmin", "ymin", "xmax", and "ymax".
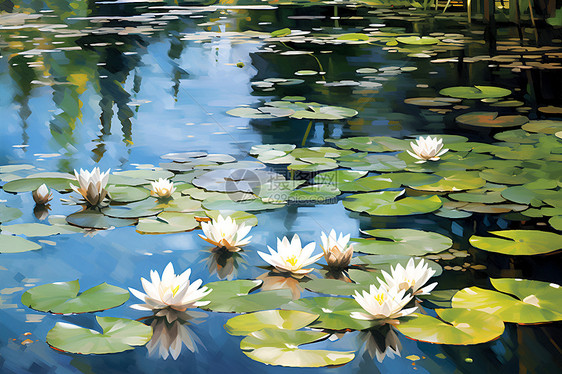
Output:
[{"xmin": 320, "ymin": 229, "xmax": 354, "ymax": 268}]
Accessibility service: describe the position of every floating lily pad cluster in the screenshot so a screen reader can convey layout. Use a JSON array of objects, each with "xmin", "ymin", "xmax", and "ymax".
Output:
[{"xmin": 227, "ymin": 98, "xmax": 358, "ymax": 121}]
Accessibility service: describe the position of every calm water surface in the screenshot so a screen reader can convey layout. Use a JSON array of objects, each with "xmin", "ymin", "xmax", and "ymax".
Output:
[{"xmin": 1, "ymin": 2, "xmax": 562, "ymax": 373}]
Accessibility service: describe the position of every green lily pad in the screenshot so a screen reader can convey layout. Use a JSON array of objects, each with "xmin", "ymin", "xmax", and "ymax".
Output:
[
  {"xmin": 433, "ymin": 206, "xmax": 473, "ymax": 218},
  {"xmin": 452, "ymin": 278, "xmax": 562, "ymax": 324},
  {"xmin": 0, "ymin": 223, "xmax": 66, "ymax": 237},
  {"xmin": 284, "ymin": 297, "xmax": 374, "ymax": 331},
  {"xmin": 396, "ymin": 308, "xmax": 504, "ymax": 345},
  {"xmin": 313, "ymin": 170, "xmax": 368, "ymax": 188},
  {"xmin": 550, "ymin": 216, "xmax": 562, "ymax": 230},
  {"xmin": 0, "ymin": 205, "xmax": 23, "ymax": 223},
  {"xmin": 303, "ymin": 279, "xmax": 363, "ymax": 296},
  {"xmin": 105, "ymin": 185, "xmax": 150, "ymax": 203},
  {"xmin": 449, "ymin": 190, "xmax": 506, "ymax": 204},
  {"xmin": 440, "ymin": 86, "xmax": 511, "ymax": 99},
  {"xmin": 271, "ymin": 28, "xmax": 291, "ymax": 37},
  {"xmin": 241, "ymin": 329, "xmax": 355, "ymax": 368},
  {"xmin": 385, "ymin": 172, "xmax": 442, "ymax": 187},
  {"xmin": 397, "ymin": 36, "xmax": 439, "ymax": 45},
  {"xmin": 411, "ymin": 171, "xmax": 485, "ymax": 192},
  {"xmin": 241, "ymin": 329, "xmax": 328, "ymax": 350},
  {"xmin": 66, "ymin": 210, "xmax": 137, "ymax": 230},
  {"xmin": 0, "ymin": 164, "xmax": 35, "ymax": 173},
  {"xmin": 288, "ymin": 158, "xmax": 338, "ymax": 172},
  {"xmin": 522, "ymin": 120, "xmax": 562, "ymax": 134},
  {"xmin": 352, "ymin": 228, "xmax": 452, "ymax": 255},
  {"xmin": 501, "ymin": 186, "xmax": 559, "ymax": 205},
  {"xmin": 456, "ymin": 112, "xmax": 529, "ymax": 128},
  {"xmin": 46, "ymin": 316, "xmax": 152, "ymax": 354},
  {"xmin": 225, "ymin": 309, "xmax": 319, "ymax": 336},
  {"xmin": 21, "ymin": 280, "xmax": 129, "ymax": 314},
  {"xmin": 343, "ymin": 190, "xmax": 442, "ymax": 216},
  {"xmin": 136, "ymin": 212, "xmax": 198, "ymax": 234},
  {"xmin": 326, "ymin": 137, "xmax": 385, "ymax": 152},
  {"xmin": 101, "ymin": 199, "xmax": 162, "ymax": 219},
  {"xmin": 0, "ymin": 234, "xmax": 41, "ymax": 253},
  {"xmin": 202, "ymin": 198, "xmax": 285, "ymax": 212},
  {"xmin": 291, "ymin": 106, "xmax": 358, "ymax": 120},
  {"xmin": 288, "ymin": 184, "xmax": 340, "ymax": 203},
  {"xmin": 205, "ymin": 210, "xmax": 258, "ymax": 227},
  {"xmin": 337, "ymin": 33, "xmax": 369, "ymax": 41},
  {"xmin": 199, "ymin": 279, "xmax": 261, "ymax": 311},
  {"xmin": 2, "ymin": 177, "xmax": 73, "ymax": 193},
  {"xmin": 469, "ymin": 230, "xmax": 562, "ymax": 255},
  {"xmin": 480, "ymin": 167, "xmax": 546, "ymax": 185},
  {"xmin": 158, "ymin": 196, "xmax": 202, "ymax": 213},
  {"xmin": 338, "ymin": 153, "xmax": 407, "ymax": 172},
  {"xmin": 354, "ymin": 255, "xmax": 442, "ymax": 276}
]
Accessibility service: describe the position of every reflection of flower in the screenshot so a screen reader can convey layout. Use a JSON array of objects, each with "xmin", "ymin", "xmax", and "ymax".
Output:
[
  {"xmin": 351, "ymin": 284, "xmax": 416, "ymax": 322},
  {"xmin": 151, "ymin": 178, "xmax": 176, "ymax": 198},
  {"xmin": 32, "ymin": 184, "xmax": 52, "ymax": 205},
  {"xmin": 70, "ymin": 167, "xmax": 110, "ymax": 206},
  {"xmin": 129, "ymin": 263, "xmax": 211, "ymax": 312},
  {"xmin": 198, "ymin": 215, "xmax": 252, "ymax": 252},
  {"xmin": 257, "ymin": 271, "xmax": 304, "ymax": 299},
  {"xmin": 359, "ymin": 325, "xmax": 402, "ymax": 362},
  {"xmin": 379, "ymin": 258, "xmax": 437, "ymax": 296},
  {"xmin": 407, "ymin": 136, "xmax": 448, "ymax": 163},
  {"xmin": 33, "ymin": 204, "xmax": 51, "ymax": 220},
  {"xmin": 320, "ymin": 230, "xmax": 354, "ymax": 269},
  {"xmin": 257, "ymin": 234, "xmax": 322, "ymax": 278},
  {"xmin": 146, "ymin": 309, "xmax": 206, "ymax": 360},
  {"xmin": 205, "ymin": 248, "xmax": 245, "ymax": 280}
]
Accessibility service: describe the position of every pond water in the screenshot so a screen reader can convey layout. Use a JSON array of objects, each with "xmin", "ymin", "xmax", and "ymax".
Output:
[{"xmin": 1, "ymin": 1, "xmax": 562, "ymax": 373}]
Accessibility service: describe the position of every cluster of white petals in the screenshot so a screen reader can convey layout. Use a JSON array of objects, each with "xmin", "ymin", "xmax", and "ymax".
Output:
[
  {"xmin": 320, "ymin": 230, "xmax": 354, "ymax": 268},
  {"xmin": 70, "ymin": 167, "xmax": 110, "ymax": 206},
  {"xmin": 351, "ymin": 284, "xmax": 417, "ymax": 322},
  {"xmin": 379, "ymin": 258, "xmax": 437, "ymax": 296},
  {"xmin": 129, "ymin": 263, "xmax": 211, "ymax": 312},
  {"xmin": 32, "ymin": 183, "xmax": 52, "ymax": 205},
  {"xmin": 257, "ymin": 234, "xmax": 322, "ymax": 278},
  {"xmin": 150, "ymin": 178, "xmax": 176, "ymax": 198},
  {"xmin": 351, "ymin": 258, "xmax": 436, "ymax": 323},
  {"xmin": 198, "ymin": 214, "xmax": 252, "ymax": 252},
  {"xmin": 407, "ymin": 136, "xmax": 448, "ymax": 163}
]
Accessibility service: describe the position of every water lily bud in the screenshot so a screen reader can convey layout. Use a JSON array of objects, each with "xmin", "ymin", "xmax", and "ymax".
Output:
[{"xmin": 32, "ymin": 184, "xmax": 52, "ymax": 205}]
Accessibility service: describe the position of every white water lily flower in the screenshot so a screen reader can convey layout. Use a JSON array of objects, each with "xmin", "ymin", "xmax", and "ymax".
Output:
[
  {"xmin": 320, "ymin": 229, "xmax": 354, "ymax": 268},
  {"xmin": 198, "ymin": 214, "xmax": 252, "ymax": 252},
  {"xmin": 407, "ymin": 135, "xmax": 448, "ymax": 163},
  {"xmin": 129, "ymin": 263, "xmax": 211, "ymax": 312},
  {"xmin": 257, "ymin": 234, "xmax": 322, "ymax": 278},
  {"xmin": 70, "ymin": 167, "xmax": 110, "ymax": 206},
  {"xmin": 151, "ymin": 178, "xmax": 176, "ymax": 198},
  {"xmin": 32, "ymin": 183, "xmax": 52, "ymax": 205},
  {"xmin": 380, "ymin": 258, "xmax": 437, "ymax": 296},
  {"xmin": 351, "ymin": 284, "xmax": 417, "ymax": 322}
]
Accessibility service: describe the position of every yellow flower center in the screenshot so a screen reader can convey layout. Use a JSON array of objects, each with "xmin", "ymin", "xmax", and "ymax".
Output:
[
  {"xmin": 171, "ymin": 285, "xmax": 180, "ymax": 296},
  {"xmin": 373, "ymin": 292, "xmax": 386, "ymax": 305},
  {"xmin": 286, "ymin": 255, "xmax": 298, "ymax": 267}
]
